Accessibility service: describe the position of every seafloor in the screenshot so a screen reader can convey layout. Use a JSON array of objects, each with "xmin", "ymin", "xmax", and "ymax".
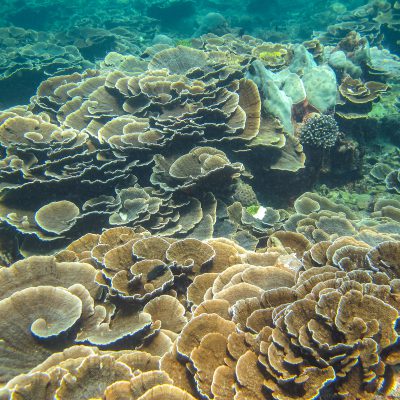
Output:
[{"xmin": 0, "ymin": 0, "xmax": 400, "ymax": 399}]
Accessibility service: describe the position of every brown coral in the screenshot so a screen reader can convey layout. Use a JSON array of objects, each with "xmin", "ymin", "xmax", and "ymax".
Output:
[
  {"xmin": 1, "ymin": 227, "xmax": 400, "ymax": 399},
  {"xmin": 336, "ymin": 75, "xmax": 389, "ymax": 119}
]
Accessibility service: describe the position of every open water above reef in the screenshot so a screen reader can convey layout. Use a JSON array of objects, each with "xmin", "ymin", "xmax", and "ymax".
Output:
[{"xmin": 0, "ymin": 0, "xmax": 400, "ymax": 399}]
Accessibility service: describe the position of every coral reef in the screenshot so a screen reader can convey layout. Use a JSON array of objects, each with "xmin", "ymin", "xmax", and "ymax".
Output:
[
  {"xmin": 299, "ymin": 113, "xmax": 340, "ymax": 148},
  {"xmin": 1, "ymin": 228, "xmax": 399, "ymax": 399},
  {"xmin": 0, "ymin": 27, "xmax": 92, "ymax": 107},
  {"xmin": 336, "ymin": 75, "xmax": 389, "ymax": 120},
  {"xmin": 0, "ymin": 0, "xmax": 400, "ymax": 398},
  {"xmin": 0, "ymin": 28, "xmax": 397, "ymax": 258}
]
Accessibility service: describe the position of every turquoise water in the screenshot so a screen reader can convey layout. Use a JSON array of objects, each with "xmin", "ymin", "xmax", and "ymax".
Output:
[
  {"xmin": 0, "ymin": 0, "xmax": 400, "ymax": 399},
  {"xmin": 0, "ymin": 0, "xmax": 387, "ymax": 106}
]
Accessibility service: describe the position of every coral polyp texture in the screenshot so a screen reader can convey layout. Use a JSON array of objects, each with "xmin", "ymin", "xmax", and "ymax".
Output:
[{"xmin": 299, "ymin": 113, "xmax": 340, "ymax": 149}]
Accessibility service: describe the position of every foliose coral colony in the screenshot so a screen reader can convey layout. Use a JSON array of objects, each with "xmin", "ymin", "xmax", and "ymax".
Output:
[{"xmin": 0, "ymin": 0, "xmax": 400, "ymax": 399}]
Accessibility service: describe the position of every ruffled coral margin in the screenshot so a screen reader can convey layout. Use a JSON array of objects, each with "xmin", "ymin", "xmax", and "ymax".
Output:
[{"xmin": 0, "ymin": 226, "xmax": 400, "ymax": 399}]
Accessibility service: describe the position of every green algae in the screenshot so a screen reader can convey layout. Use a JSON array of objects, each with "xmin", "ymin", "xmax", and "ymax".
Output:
[{"xmin": 246, "ymin": 204, "xmax": 261, "ymax": 216}]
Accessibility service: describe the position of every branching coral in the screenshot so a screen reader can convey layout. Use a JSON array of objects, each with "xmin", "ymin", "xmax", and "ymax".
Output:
[{"xmin": 299, "ymin": 113, "xmax": 340, "ymax": 149}]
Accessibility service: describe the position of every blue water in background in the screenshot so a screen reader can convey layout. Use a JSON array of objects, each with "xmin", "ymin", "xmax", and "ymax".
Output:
[
  {"xmin": 1, "ymin": 0, "xmax": 368, "ymax": 37},
  {"xmin": 0, "ymin": 0, "xmax": 373, "ymax": 107}
]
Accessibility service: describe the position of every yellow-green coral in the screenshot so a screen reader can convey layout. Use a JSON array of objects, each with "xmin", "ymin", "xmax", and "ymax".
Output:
[
  {"xmin": 252, "ymin": 43, "xmax": 292, "ymax": 70},
  {"xmin": 258, "ymin": 50, "xmax": 286, "ymax": 61},
  {"xmin": 176, "ymin": 39, "xmax": 194, "ymax": 48}
]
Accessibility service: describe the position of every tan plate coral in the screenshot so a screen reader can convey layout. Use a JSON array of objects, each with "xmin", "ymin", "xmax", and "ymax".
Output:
[{"xmin": 0, "ymin": 226, "xmax": 399, "ymax": 399}]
